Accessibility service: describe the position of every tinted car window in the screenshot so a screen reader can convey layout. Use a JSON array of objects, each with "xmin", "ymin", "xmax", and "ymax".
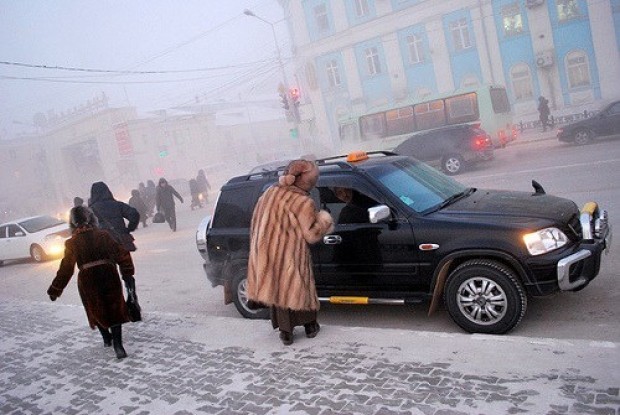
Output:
[
  {"xmin": 490, "ymin": 87, "xmax": 510, "ymax": 113},
  {"xmin": 8, "ymin": 224, "xmax": 23, "ymax": 237},
  {"xmin": 212, "ymin": 186, "xmax": 260, "ymax": 229},
  {"xmin": 368, "ymin": 158, "xmax": 466, "ymax": 212},
  {"xmin": 607, "ymin": 102, "xmax": 620, "ymax": 115},
  {"xmin": 0, "ymin": 225, "xmax": 7, "ymax": 239}
]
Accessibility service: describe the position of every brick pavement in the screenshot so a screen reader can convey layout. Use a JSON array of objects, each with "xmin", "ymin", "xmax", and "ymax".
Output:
[{"xmin": 1, "ymin": 300, "xmax": 618, "ymax": 415}]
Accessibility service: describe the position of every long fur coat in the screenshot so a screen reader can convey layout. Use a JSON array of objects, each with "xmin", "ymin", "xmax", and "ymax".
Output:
[
  {"xmin": 246, "ymin": 184, "xmax": 333, "ymax": 311},
  {"xmin": 48, "ymin": 227, "xmax": 134, "ymax": 329}
]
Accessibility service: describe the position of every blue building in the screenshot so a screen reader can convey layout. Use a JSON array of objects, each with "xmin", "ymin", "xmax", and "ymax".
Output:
[{"xmin": 279, "ymin": 0, "xmax": 620, "ymax": 151}]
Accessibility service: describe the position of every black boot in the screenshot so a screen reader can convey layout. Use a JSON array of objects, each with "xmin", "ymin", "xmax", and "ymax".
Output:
[
  {"xmin": 97, "ymin": 326, "xmax": 112, "ymax": 347},
  {"xmin": 110, "ymin": 325, "xmax": 127, "ymax": 359}
]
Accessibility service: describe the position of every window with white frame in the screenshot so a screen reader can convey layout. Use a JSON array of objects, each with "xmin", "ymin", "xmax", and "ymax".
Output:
[
  {"xmin": 557, "ymin": 0, "xmax": 580, "ymax": 21},
  {"xmin": 354, "ymin": 0, "xmax": 369, "ymax": 17},
  {"xmin": 450, "ymin": 18, "xmax": 472, "ymax": 51},
  {"xmin": 407, "ymin": 34, "xmax": 424, "ymax": 64},
  {"xmin": 314, "ymin": 3, "xmax": 330, "ymax": 32},
  {"xmin": 566, "ymin": 50, "xmax": 591, "ymax": 88},
  {"xmin": 326, "ymin": 60, "xmax": 341, "ymax": 88},
  {"xmin": 365, "ymin": 47, "xmax": 382, "ymax": 76},
  {"xmin": 501, "ymin": 3, "xmax": 523, "ymax": 36},
  {"xmin": 510, "ymin": 63, "xmax": 533, "ymax": 100}
]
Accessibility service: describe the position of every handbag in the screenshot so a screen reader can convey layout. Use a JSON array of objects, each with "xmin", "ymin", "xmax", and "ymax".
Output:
[
  {"xmin": 126, "ymin": 287, "xmax": 142, "ymax": 322},
  {"xmin": 152, "ymin": 212, "xmax": 165, "ymax": 223}
]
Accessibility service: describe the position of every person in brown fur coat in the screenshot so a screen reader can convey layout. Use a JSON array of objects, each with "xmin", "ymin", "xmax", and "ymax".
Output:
[
  {"xmin": 47, "ymin": 206, "xmax": 136, "ymax": 359},
  {"xmin": 247, "ymin": 159, "xmax": 334, "ymax": 345}
]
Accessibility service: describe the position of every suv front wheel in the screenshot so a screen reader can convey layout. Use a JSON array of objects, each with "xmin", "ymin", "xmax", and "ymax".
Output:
[
  {"xmin": 232, "ymin": 272, "xmax": 270, "ymax": 320},
  {"xmin": 444, "ymin": 259, "xmax": 527, "ymax": 334}
]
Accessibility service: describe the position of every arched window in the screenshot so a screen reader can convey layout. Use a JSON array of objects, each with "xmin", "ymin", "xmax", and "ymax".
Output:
[
  {"xmin": 565, "ymin": 50, "xmax": 591, "ymax": 88},
  {"xmin": 510, "ymin": 63, "xmax": 533, "ymax": 101}
]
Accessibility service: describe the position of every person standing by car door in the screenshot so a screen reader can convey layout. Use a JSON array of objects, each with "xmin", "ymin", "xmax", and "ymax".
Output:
[
  {"xmin": 155, "ymin": 177, "xmax": 184, "ymax": 232},
  {"xmin": 246, "ymin": 159, "xmax": 334, "ymax": 346}
]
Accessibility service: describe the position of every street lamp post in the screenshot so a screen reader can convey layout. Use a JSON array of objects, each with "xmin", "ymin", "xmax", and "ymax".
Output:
[
  {"xmin": 243, "ymin": 9, "xmax": 290, "ymax": 91},
  {"xmin": 243, "ymin": 9, "xmax": 304, "ymax": 153}
]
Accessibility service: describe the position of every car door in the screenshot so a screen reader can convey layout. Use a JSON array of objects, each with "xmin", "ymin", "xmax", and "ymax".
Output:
[
  {"xmin": 597, "ymin": 102, "xmax": 620, "ymax": 137},
  {"xmin": 6, "ymin": 224, "xmax": 29, "ymax": 260},
  {"xmin": 311, "ymin": 175, "xmax": 423, "ymax": 295}
]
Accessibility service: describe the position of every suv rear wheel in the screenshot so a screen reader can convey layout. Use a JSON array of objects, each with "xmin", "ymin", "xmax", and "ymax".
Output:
[
  {"xmin": 444, "ymin": 259, "xmax": 526, "ymax": 334},
  {"xmin": 441, "ymin": 154, "xmax": 464, "ymax": 175},
  {"xmin": 232, "ymin": 272, "xmax": 269, "ymax": 320}
]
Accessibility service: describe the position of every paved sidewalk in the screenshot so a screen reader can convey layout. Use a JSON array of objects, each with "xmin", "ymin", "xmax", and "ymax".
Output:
[{"xmin": 1, "ymin": 299, "xmax": 618, "ymax": 415}]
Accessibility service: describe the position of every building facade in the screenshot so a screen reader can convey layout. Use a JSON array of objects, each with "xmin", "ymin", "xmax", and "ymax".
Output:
[
  {"xmin": 280, "ymin": 0, "xmax": 620, "ymax": 151},
  {"xmin": 0, "ymin": 99, "xmax": 297, "ymax": 219}
]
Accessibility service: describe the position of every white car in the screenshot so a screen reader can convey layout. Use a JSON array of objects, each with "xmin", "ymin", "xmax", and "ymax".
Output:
[{"xmin": 0, "ymin": 215, "xmax": 71, "ymax": 264}]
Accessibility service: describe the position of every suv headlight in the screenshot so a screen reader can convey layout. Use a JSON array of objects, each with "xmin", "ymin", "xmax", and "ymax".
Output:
[{"xmin": 523, "ymin": 227, "xmax": 568, "ymax": 256}]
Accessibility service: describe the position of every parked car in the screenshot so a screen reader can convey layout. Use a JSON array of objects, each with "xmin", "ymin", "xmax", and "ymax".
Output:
[
  {"xmin": 196, "ymin": 151, "xmax": 611, "ymax": 334},
  {"xmin": 0, "ymin": 215, "xmax": 71, "ymax": 264},
  {"xmin": 393, "ymin": 124, "xmax": 494, "ymax": 175},
  {"xmin": 557, "ymin": 100, "xmax": 620, "ymax": 145}
]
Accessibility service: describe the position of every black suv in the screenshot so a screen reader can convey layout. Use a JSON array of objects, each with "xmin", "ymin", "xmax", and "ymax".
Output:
[
  {"xmin": 393, "ymin": 124, "xmax": 494, "ymax": 175},
  {"xmin": 196, "ymin": 151, "xmax": 610, "ymax": 334}
]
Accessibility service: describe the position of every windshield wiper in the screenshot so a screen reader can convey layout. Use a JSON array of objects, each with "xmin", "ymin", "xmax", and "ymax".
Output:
[{"xmin": 431, "ymin": 188, "xmax": 475, "ymax": 212}]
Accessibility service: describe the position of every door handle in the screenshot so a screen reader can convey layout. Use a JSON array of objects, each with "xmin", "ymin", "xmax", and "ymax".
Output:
[{"xmin": 323, "ymin": 235, "xmax": 342, "ymax": 245}]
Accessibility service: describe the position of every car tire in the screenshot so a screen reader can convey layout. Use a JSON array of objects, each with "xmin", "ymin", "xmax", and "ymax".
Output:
[
  {"xmin": 443, "ymin": 259, "xmax": 527, "ymax": 334},
  {"xmin": 232, "ymin": 272, "xmax": 269, "ymax": 320},
  {"xmin": 573, "ymin": 129, "xmax": 592, "ymax": 145},
  {"xmin": 441, "ymin": 154, "xmax": 465, "ymax": 175},
  {"xmin": 30, "ymin": 244, "xmax": 46, "ymax": 263}
]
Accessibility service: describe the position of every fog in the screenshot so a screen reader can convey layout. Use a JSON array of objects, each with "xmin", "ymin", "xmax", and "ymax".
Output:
[
  {"xmin": 1, "ymin": 0, "xmax": 619, "ymax": 220},
  {"xmin": 0, "ymin": 0, "xmax": 291, "ymax": 218}
]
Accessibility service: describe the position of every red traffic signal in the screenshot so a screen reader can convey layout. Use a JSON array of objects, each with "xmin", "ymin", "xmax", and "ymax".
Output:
[{"xmin": 289, "ymin": 87, "xmax": 300, "ymax": 105}]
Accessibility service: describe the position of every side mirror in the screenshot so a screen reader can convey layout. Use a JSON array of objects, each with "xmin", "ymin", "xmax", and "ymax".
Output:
[
  {"xmin": 368, "ymin": 205, "xmax": 390, "ymax": 223},
  {"xmin": 14, "ymin": 231, "xmax": 25, "ymax": 237}
]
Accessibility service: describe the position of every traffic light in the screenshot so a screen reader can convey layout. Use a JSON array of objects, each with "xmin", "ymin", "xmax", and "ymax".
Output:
[
  {"xmin": 289, "ymin": 87, "xmax": 300, "ymax": 107},
  {"xmin": 279, "ymin": 90, "xmax": 289, "ymax": 110}
]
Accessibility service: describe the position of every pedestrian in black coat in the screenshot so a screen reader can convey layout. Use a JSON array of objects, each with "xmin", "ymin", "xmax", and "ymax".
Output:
[
  {"xmin": 89, "ymin": 181, "xmax": 139, "ymax": 251},
  {"xmin": 128, "ymin": 189, "xmax": 149, "ymax": 228},
  {"xmin": 155, "ymin": 177, "xmax": 184, "ymax": 232}
]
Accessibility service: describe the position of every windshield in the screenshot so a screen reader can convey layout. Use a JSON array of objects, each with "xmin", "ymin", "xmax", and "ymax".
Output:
[
  {"xmin": 19, "ymin": 216, "xmax": 65, "ymax": 233},
  {"xmin": 368, "ymin": 158, "xmax": 467, "ymax": 213}
]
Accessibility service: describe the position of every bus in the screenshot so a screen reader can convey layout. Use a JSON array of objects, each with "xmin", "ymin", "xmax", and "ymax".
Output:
[{"xmin": 338, "ymin": 84, "xmax": 517, "ymax": 151}]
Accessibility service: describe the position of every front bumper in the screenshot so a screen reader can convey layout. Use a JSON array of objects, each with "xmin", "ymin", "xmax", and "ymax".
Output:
[{"xmin": 556, "ymin": 206, "xmax": 611, "ymax": 291}]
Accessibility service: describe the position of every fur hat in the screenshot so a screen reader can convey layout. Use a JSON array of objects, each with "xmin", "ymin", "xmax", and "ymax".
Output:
[
  {"xmin": 69, "ymin": 206, "xmax": 99, "ymax": 230},
  {"xmin": 279, "ymin": 159, "xmax": 319, "ymax": 192}
]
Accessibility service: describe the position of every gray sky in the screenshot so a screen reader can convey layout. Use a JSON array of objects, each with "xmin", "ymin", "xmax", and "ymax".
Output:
[{"xmin": 0, "ymin": 0, "xmax": 289, "ymax": 138}]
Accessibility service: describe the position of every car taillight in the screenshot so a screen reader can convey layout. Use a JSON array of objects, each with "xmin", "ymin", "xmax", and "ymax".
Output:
[{"xmin": 472, "ymin": 135, "xmax": 489, "ymax": 150}]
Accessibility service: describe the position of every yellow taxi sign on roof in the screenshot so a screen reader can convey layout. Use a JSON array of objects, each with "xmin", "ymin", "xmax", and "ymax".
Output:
[{"xmin": 346, "ymin": 151, "xmax": 369, "ymax": 162}]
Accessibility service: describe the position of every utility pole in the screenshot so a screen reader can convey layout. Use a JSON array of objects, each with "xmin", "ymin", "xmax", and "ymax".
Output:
[{"xmin": 243, "ymin": 9, "xmax": 304, "ymax": 153}]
